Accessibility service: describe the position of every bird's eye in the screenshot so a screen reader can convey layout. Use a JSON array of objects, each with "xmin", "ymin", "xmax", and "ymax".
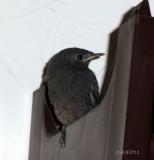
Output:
[{"xmin": 77, "ymin": 55, "xmax": 83, "ymax": 60}]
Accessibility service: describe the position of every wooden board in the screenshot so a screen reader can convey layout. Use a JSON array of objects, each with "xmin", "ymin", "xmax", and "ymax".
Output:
[{"xmin": 28, "ymin": 1, "xmax": 154, "ymax": 160}]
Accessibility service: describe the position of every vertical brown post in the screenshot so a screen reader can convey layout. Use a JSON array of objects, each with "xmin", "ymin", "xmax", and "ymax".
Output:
[{"xmin": 122, "ymin": 1, "xmax": 154, "ymax": 160}]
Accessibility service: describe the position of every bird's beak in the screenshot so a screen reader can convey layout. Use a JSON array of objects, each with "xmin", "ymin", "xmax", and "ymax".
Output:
[{"xmin": 83, "ymin": 53, "xmax": 105, "ymax": 62}]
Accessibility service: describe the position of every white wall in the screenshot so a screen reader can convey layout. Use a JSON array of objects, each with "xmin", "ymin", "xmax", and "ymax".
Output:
[{"xmin": 0, "ymin": 0, "xmax": 153, "ymax": 160}]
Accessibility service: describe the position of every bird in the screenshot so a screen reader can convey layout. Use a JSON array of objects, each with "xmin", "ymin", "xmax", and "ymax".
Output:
[{"xmin": 42, "ymin": 47, "xmax": 104, "ymax": 127}]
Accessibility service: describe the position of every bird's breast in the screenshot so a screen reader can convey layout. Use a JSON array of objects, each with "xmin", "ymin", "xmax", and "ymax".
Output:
[
  {"xmin": 48, "ymin": 69, "xmax": 96, "ymax": 100},
  {"xmin": 47, "ymin": 68, "xmax": 99, "ymax": 125}
]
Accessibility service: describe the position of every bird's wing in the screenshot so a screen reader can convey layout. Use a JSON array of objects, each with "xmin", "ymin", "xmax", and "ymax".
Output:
[
  {"xmin": 42, "ymin": 62, "xmax": 49, "ymax": 84},
  {"xmin": 89, "ymin": 84, "xmax": 100, "ymax": 106}
]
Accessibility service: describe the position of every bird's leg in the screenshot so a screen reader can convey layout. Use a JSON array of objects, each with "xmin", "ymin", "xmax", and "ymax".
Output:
[
  {"xmin": 59, "ymin": 125, "xmax": 66, "ymax": 148},
  {"xmin": 55, "ymin": 124, "xmax": 61, "ymax": 132}
]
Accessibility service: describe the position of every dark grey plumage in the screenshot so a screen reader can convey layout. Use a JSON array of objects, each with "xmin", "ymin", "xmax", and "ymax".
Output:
[{"xmin": 42, "ymin": 48, "xmax": 104, "ymax": 126}]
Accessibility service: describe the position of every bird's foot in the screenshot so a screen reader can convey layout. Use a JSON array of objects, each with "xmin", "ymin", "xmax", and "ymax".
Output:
[{"xmin": 59, "ymin": 125, "xmax": 66, "ymax": 149}]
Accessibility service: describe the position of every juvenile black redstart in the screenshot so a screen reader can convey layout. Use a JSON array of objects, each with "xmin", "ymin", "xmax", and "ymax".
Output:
[{"xmin": 42, "ymin": 48, "xmax": 104, "ymax": 126}]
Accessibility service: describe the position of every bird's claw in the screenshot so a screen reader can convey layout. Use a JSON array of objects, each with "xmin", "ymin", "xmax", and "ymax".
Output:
[{"xmin": 59, "ymin": 126, "xmax": 66, "ymax": 148}]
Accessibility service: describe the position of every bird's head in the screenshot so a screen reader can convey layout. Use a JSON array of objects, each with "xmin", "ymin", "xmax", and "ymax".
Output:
[{"xmin": 52, "ymin": 48, "xmax": 105, "ymax": 69}]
